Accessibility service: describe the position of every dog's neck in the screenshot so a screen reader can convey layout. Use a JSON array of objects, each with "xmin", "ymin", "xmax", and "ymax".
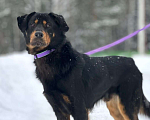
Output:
[
  {"xmin": 34, "ymin": 40, "xmax": 71, "ymax": 63},
  {"xmin": 33, "ymin": 36, "xmax": 67, "ymax": 60},
  {"xmin": 34, "ymin": 49, "xmax": 55, "ymax": 59}
]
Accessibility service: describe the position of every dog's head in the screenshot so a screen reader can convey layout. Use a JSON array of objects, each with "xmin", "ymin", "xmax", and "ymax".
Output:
[{"xmin": 17, "ymin": 12, "xmax": 69, "ymax": 54}]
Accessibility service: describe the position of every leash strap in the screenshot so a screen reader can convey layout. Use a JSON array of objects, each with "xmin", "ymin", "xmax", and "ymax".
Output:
[{"xmin": 85, "ymin": 23, "xmax": 150, "ymax": 55}]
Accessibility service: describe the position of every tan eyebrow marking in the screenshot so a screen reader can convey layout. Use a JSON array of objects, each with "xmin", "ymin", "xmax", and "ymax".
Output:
[
  {"xmin": 53, "ymin": 33, "xmax": 55, "ymax": 37},
  {"xmin": 43, "ymin": 20, "xmax": 47, "ymax": 25},
  {"xmin": 35, "ymin": 19, "xmax": 38, "ymax": 24}
]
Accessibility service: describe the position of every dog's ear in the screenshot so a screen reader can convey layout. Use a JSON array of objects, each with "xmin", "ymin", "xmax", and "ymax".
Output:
[
  {"xmin": 17, "ymin": 12, "xmax": 36, "ymax": 32},
  {"xmin": 49, "ymin": 12, "xmax": 69, "ymax": 33}
]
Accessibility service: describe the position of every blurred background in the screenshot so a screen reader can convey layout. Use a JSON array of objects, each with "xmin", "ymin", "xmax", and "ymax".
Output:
[
  {"xmin": 0, "ymin": 0, "xmax": 150, "ymax": 120},
  {"xmin": 0, "ymin": 0, "xmax": 150, "ymax": 55}
]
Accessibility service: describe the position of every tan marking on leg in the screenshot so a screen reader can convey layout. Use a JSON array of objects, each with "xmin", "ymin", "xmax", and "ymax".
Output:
[
  {"xmin": 62, "ymin": 95, "xmax": 71, "ymax": 104},
  {"xmin": 117, "ymin": 96, "xmax": 131, "ymax": 120},
  {"xmin": 86, "ymin": 109, "xmax": 90, "ymax": 120},
  {"xmin": 43, "ymin": 20, "xmax": 47, "ymax": 26},
  {"xmin": 35, "ymin": 19, "xmax": 38, "ymax": 24},
  {"xmin": 106, "ymin": 95, "xmax": 125, "ymax": 120}
]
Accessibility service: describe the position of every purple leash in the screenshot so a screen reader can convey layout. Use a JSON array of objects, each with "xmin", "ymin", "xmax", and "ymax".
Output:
[{"xmin": 85, "ymin": 23, "xmax": 150, "ymax": 55}]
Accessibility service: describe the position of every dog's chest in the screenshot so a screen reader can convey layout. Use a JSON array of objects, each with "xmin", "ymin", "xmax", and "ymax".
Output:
[{"xmin": 35, "ymin": 59, "xmax": 56, "ymax": 82}]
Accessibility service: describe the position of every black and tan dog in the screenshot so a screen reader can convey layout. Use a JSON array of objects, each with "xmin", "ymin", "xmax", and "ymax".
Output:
[{"xmin": 17, "ymin": 12, "xmax": 150, "ymax": 120}]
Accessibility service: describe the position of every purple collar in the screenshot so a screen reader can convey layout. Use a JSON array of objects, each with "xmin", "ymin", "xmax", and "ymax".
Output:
[{"xmin": 34, "ymin": 49, "xmax": 55, "ymax": 59}]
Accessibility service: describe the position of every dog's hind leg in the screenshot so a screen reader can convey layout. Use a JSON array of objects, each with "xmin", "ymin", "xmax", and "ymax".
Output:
[
  {"xmin": 117, "ymin": 73, "xmax": 141, "ymax": 120},
  {"xmin": 106, "ymin": 94, "xmax": 125, "ymax": 120},
  {"xmin": 117, "ymin": 96, "xmax": 139, "ymax": 120}
]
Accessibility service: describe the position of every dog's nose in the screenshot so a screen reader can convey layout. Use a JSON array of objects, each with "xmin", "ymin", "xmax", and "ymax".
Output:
[{"xmin": 35, "ymin": 32, "xmax": 43, "ymax": 38}]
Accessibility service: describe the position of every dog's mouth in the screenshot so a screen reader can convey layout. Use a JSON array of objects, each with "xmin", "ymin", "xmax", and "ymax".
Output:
[
  {"xmin": 30, "ymin": 39, "xmax": 47, "ymax": 47},
  {"xmin": 27, "ymin": 39, "xmax": 49, "ymax": 55}
]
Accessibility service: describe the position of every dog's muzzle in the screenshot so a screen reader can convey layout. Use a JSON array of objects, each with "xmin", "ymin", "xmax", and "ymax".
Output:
[{"xmin": 30, "ymin": 31, "xmax": 47, "ymax": 47}]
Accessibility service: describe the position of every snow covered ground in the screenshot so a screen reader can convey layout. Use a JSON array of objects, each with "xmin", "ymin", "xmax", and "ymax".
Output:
[{"xmin": 0, "ymin": 51, "xmax": 150, "ymax": 120}]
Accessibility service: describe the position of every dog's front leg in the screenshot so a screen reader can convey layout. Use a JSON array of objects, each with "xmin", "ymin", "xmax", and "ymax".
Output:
[
  {"xmin": 71, "ymin": 94, "xmax": 88, "ymax": 120},
  {"xmin": 44, "ymin": 91, "xmax": 71, "ymax": 120},
  {"xmin": 71, "ymin": 93, "xmax": 88, "ymax": 120}
]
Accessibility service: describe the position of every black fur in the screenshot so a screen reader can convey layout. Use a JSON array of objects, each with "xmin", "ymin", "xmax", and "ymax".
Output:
[{"xmin": 17, "ymin": 12, "xmax": 150, "ymax": 120}]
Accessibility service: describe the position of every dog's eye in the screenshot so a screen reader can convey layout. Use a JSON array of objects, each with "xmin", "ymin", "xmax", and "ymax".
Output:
[{"xmin": 46, "ymin": 24, "xmax": 51, "ymax": 28}]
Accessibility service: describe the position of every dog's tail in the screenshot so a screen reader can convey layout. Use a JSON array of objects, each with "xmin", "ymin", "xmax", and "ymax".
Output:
[{"xmin": 140, "ymin": 93, "xmax": 150, "ymax": 117}]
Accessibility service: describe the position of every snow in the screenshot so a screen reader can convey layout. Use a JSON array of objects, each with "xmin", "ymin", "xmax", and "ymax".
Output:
[{"xmin": 0, "ymin": 52, "xmax": 150, "ymax": 120}]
